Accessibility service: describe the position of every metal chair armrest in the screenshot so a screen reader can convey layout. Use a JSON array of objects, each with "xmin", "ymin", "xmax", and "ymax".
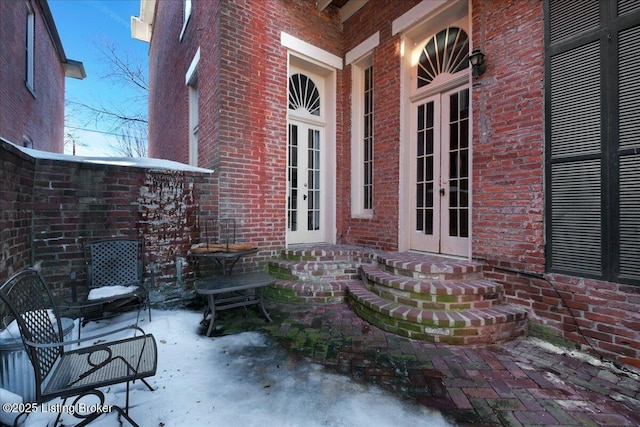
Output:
[{"xmin": 23, "ymin": 325, "xmax": 147, "ymax": 349}]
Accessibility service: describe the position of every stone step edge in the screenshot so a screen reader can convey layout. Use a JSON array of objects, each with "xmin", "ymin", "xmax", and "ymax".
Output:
[
  {"xmin": 270, "ymin": 279, "xmax": 349, "ymax": 293},
  {"xmin": 280, "ymin": 247, "xmax": 485, "ymax": 278},
  {"xmin": 264, "ymin": 279, "xmax": 353, "ymax": 305},
  {"xmin": 269, "ymin": 259, "xmax": 366, "ymax": 271},
  {"xmin": 280, "ymin": 246, "xmax": 378, "ymax": 262},
  {"xmin": 347, "ymin": 281, "xmax": 527, "ymax": 328},
  {"xmin": 377, "ymin": 253, "xmax": 483, "ymax": 276},
  {"xmin": 361, "ymin": 264, "xmax": 504, "ymax": 296}
]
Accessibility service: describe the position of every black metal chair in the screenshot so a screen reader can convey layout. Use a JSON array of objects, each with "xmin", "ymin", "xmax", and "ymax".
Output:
[
  {"xmin": 75, "ymin": 240, "xmax": 152, "ymax": 334},
  {"xmin": 0, "ymin": 269, "xmax": 157, "ymax": 427}
]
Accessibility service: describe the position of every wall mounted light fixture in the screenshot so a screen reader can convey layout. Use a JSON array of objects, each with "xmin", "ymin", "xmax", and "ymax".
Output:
[{"xmin": 468, "ymin": 49, "xmax": 486, "ymax": 78}]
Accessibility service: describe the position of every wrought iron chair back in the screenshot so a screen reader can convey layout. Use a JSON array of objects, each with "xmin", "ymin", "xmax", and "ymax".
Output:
[
  {"xmin": 79, "ymin": 239, "xmax": 152, "ymax": 327},
  {"xmin": 86, "ymin": 239, "xmax": 143, "ymax": 289},
  {"xmin": 0, "ymin": 268, "xmax": 157, "ymax": 427},
  {"xmin": 0, "ymin": 269, "xmax": 64, "ymax": 397}
]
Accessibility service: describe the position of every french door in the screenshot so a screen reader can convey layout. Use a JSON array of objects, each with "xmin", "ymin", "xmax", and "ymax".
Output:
[
  {"xmin": 287, "ymin": 120, "xmax": 324, "ymax": 244},
  {"xmin": 411, "ymin": 86, "xmax": 470, "ymax": 256}
]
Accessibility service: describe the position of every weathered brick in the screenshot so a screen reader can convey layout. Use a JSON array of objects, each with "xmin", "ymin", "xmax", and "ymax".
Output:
[{"xmin": 0, "ymin": 1, "xmax": 66, "ymax": 152}]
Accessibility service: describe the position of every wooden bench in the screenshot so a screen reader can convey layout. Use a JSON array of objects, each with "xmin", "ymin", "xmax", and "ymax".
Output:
[{"xmin": 194, "ymin": 272, "xmax": 275, "ymax": 336}]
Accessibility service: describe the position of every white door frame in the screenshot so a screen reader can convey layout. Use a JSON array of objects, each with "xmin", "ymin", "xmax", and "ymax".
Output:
[
  {"xmin": 408, "ymin": 84, "xmax": 470, "ymax": 256},
  {"xmin": 396, "ymin": 2, "xmax": 472, "ymax": 258},
  {"xmin": 285, "ymin": 53, "xmax": 337, "ymax": 246},
  {"xmin": 287, "ymin": 119, "xmax": 325, "ymax": 244}
]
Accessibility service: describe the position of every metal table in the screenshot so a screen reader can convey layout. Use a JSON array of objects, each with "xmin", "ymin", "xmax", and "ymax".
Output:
[
  {"xmin": 194, "ymin": 272, "xmax": 275, "ymax": 336},
  {"xmin": 190, "ymin": 248, "xmax": 258, "ymax": 276},
  {"xmin": 190, "ymin": 248, "xmax": 274, "ymax": 336}
]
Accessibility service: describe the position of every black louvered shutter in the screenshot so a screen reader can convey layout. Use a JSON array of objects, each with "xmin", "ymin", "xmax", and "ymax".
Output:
[
  {"xmin": 618, "ymin": 23, "xmax": 640, "ymax": 280},
  {"xmin": 546, "ymin": 0, "xmax": 640, "ymax": 284}
]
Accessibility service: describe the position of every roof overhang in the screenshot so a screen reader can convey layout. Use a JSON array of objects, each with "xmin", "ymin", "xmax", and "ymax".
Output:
[
  {"xmin": 63, "ymin": 59, "xmax": 86, "ymax": 79},
  {"xmin": 131, "ymin": 0, "xmax": 366, "ymax": 41},
  {"xmin": 38, "ymin": 0, "xmax": 86, "ymax": 79},
  {"xmin": 132, "ymin": 0, "xmax": 157, "ymax": 42},
  {"xmin": 318, "ymin": 0, "xmax": 369, "ymax": 23}
]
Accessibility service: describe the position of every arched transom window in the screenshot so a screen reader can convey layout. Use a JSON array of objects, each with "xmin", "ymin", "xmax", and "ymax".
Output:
[
  {"xmin": 417, "ymin": 27, "xmax": 469, "ymax": 88},
  {"xmin": 289, "ymin": 73, "xmax": 321, "ymax": 116}
]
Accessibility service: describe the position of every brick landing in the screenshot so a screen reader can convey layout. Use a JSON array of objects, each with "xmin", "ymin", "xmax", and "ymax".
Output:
[{"xmin": 215, "ymin": 302, "xmax": 640, "ymax": 427}]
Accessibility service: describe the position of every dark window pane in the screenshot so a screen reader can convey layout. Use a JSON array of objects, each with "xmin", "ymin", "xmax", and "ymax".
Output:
[
  {"xmin": 450, "ymin": 93, "xmax": 459, "ymax": 121},
  {"xmin": 426, "ymin": 209, "xmax": 433, "ymax": 234},
  {"xmin": 449, "ymin": 209, "xmax": 458, "ymax": 236},
  {"xmin": 460, "ymin": 208, "xmax": 469, "ymax": 237}
]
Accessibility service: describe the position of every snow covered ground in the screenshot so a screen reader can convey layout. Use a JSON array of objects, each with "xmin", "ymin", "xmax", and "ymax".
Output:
[{"xmin": 10, "ymin": 310, "xmax": 453, "ymax": 427}]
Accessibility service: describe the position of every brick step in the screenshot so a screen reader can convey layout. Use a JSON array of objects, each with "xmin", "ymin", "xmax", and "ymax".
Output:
[
  {"xmin": 280, "ymin": 244, "xmax": 377, "ymax": 263},
  {"xmin": 347, "ymin": 281, "xmax": 527, "ymax": 345},
  {"xmin": 268, "ymin": 259, "xmax": 362, "ymax": 282},
  {"xmin": 377, "ymin": 252, "xmax": 484, "ymax": 281},
  {"xmin": 361, "ymin": 264, "xmax": 504, "ymax": 310},
  {"xmin": 264, "ymin": 279, "xmax": 351, "ymax": 304}
]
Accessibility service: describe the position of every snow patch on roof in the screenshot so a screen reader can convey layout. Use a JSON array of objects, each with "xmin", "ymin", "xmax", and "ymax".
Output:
[{"xmin": 3, "ymin": 139, "xmax": 213, "ymax": 173}]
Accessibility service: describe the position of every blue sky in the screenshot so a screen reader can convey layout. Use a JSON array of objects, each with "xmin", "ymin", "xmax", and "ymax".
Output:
[{"xmin": 48, "ymin": 0, "xmax": 148, "ymax": 157}]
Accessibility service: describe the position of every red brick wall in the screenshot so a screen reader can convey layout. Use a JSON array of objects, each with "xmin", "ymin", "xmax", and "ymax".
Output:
[
  {"xmin": 339, "ymin": 0, "xmax": 420, "ymax": 250},
  {"xmin": 471, "ymin": 0, "xmax": 545, "ymax": 272},
  {"xmin": 149, "ymin": 0, "xmax": 342, "ymax": 259},
  {"xmin": 0, "ymin": 0, "xmax": 65, "ymax": 153},
  {"xmin": 145, "ymin": 0, "xmax": 640, "ymax": 366},
  {"xmin": 148, "ymin": 0, "xmax": 198, "ymax": 164},
  {"xmin": 471, "ymin": 1, "xmax": 640, "ymax": 368},
  {"xmin": 0, "ymin": 143, "xmax": 36, "ymax": 281},
  {"xmin": 0, "ymin": 141, "xmax": 216, "ymax": 304}
]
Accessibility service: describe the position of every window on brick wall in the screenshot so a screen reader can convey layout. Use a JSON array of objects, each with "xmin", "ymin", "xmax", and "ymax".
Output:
[
  {"xmin": 545, "ymin": 0, "xmax": 640, "ymax": 285},
  {"xmin": 180, "ymin": 0, "xmax": 192, "ymax": 40},
  {"xmin": 347, "ymin": 32, "xmax": 380, "ymax": 219},
  {"xmin": 25, "ymin": 3, "xmax": 35, "ymax": 93},
  {"xmin": 188, "ymin": 76, "xmax": 198, "ymax": 166},
  {"xmin": 350, "ymin": 56, "xmax": 374, "ymax": 217},
  {"xmin": 186, "ymin": 48, "xmax": 199, "ymax": 166}
]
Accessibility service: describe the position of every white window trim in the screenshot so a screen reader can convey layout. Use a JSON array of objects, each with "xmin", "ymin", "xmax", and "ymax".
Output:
[
  {"xmin": 347, "ymin": 33, "xmax": 379, "ymax": 218},
  {"xmin": 186, "ymin": 48, "xmax": 200, "ymax": 166},
  {"xmin": 185, "ymin": 47, "xmax": 200, "ymax": 85},
  {"xmin": 281, "ymin": 32, "xmax": 343, "ymax": 70},
  {"xmin": 346, "ymin": 32, "xmax": 379, "ymax": 66},
  {"xmin": 180, "ymin": 0, "xmax": 192, "ymax": 41},
  {"xmin": 25, "ymin": 4, "xmax": 35, "ymax": 94}
]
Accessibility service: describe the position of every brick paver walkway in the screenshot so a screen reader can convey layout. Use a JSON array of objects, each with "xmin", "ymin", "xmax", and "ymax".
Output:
[{"xmin": 210, "ymin": 301, "xmax": 640, "ymax": 426}]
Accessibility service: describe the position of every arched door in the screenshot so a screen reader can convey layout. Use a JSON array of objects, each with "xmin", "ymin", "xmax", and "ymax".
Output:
[
  {"xmin": 287, "ymin": 68, "xmax": 326, "ymax": 244},
  {"xmin": 408, "ymin": 27, "xmax": 471, "ymax": 256}
]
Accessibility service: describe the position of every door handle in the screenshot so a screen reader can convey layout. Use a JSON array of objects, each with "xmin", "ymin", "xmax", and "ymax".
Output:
[
  {"xmin": 303, "ymin": 194, "xmax": 307, "ymax": 201},
  {"xmin": 440, "ymin": 188, "xmax": 445, "ymax": 196}
]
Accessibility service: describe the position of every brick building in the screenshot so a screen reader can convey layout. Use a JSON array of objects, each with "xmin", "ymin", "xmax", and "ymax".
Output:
[
  {"xmin": 0, "ymin": 0, "xmax": 85, "ymax": 153},
  {"xmin": 133, "ymin": 1, "xmax": 640, "ymax": 368}
]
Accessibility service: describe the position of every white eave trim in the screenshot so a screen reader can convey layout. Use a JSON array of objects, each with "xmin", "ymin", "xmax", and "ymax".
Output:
[
  {"xmin": 392, "ymin": 0, "xmax": 449, "ymax": 35},
  {"xmin": 131, "ymin": 0, "xmax": 156, "ymax": 42},
  {"xmin": 131, "ymin": 16, "xmax": 151, "ymax": 42},
  {"xmin": 318, "ymin": 0, "xmax": 368, "ymax": 23},
  {"xmin": 281, "ymin": 32, "xmax": 343, "ymax": 70},
  {"xmin": 345, "ymin": 31, "xmax": 379, "ymax": 65},
  {"xmin": 340, "ymin": 0, "xmax": 368, "ymax": 23},
  {"xmin": 64, "ymin": 59, "xmax": 86, "ymax": 79}
]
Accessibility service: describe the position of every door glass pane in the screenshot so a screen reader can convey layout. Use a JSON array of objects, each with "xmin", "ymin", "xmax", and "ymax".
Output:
[
  {"xmin": 307, "ymin": 129, "xmax": 321, "ymax": 231},
  {"xmin": 449, "ymin": 89, "xmax": 469, "ymax": 238},
  {"xmin": 416, "ymin": 101, "xmax": 435, "ymax": 235},
  {"xmin": 288, "ymin": 124, "xmax": 298, "ymax": 231}
]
